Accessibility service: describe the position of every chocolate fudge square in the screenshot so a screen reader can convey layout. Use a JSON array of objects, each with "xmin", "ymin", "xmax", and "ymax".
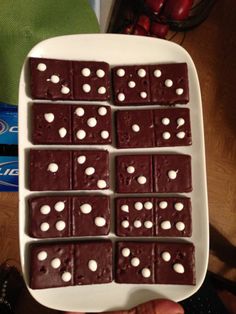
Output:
[
  {"xmin": 73, "ymin": 150, "xmax": 109, "ymax": 190},
  {"xmin": 72, "ymin": 105, "xmax": 112, "ymax": 144},
  {"xmin": 29, "ymin": 195, "xmax": 71, "ymax": 238},
  {"xmin": 156, "ymin": 197, "xmax": 192, "ymax": 237},
  {"xmin": 154, "ymin": 154, "xmax": 192, "ymax": 193},
  {"xmin": 149, "ymin": 63, "xmax": 189, "ymax": 105},
  {"xmin": 74, "ymin": 241, "xmax": 113, "ymax": 285},
  {"xmin": 29, "ymin": 57, "xmax": 73, "ymax": 100},
  {"xmin": 154, "ymin": 108, "xmax": 192, "ymax": 147},
  {"xmin": 115, "ymin": 197, "xmax": 155, "ymax": 236},
  {"xmin": 32, "ymin": 103, "xmax": 72, "ymax": 144},
  {"xmin": 116, "ymin": 109, "xmax": 155, "ymax": 148},
  {"xmin": 112, "ymin": 65, "xmax": 151, "ymax": 105},
  {"xmin": 72, "ymin": 196, "xmax": 110, "ymax": 236},
  {"xmin": 29, "ymin": 150, "xmax": 72, "ymax": 191},
  {"xmin": 116, "ymin": 155, "xmax": 153, "ymax": 193},
  {"xmin": 30, "ymin": 243, "xmax": 74, "ymax": 289},
  {"xmin": 73, "ymin": 61, "xmax": 110, "ymax": 101},
  {"xmin": 155, "ymin": 242, "xmax": 195, "ymax": 285},
  {"xmin": 116, "ymin": 242, "xmax": 155, "ymax": 284}
]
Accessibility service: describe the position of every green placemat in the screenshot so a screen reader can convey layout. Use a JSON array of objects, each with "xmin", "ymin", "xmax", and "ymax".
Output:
[{"xmin": 0, "ymin": 0, "xmax": 100, "ymax": 105}]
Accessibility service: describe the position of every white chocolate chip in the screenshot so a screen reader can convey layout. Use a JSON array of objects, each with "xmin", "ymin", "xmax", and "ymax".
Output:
[
  {"xmin": 88, "ymin": 260, "xmax": 98, "ymax": 272},
  {"xmin": 80, "ymin": 203, "xmax": 92, "ymax": 214},
  {"xmin": 176, "ymin": 131, "xmax": 186, "ymax": 139},
  {"xmin": 85, "ymin": 167, "xmax": 95, "ymax": 176},
  {"xmin": 140, "ymin": 91, "xmax": 147, "ymax": 99},
  {"xmin": 132, "ymin": 124, "xmax": 140, "ymax": 132},
  {"xmin": 127, "ymin": 166, "xmax": 135, "ymax": 174},
  {"xmin": 81, "ymin": 68, "xmax": 91, "ymax": 77},
  {"xmin": 76, "ymin": 129, "xmax": 86, "ymax": 140},
  {"xmin": 101, "ymin": 130, "xmax": 109, "ymax": 139},
  {"xmin": 96, "ymin": 69, "xmax": 105, "ymax": 78},
  {"xmin": 121, "ymin": 204, "xmax": 129, "ymax": 212},
  {"xmin": 44, "ymin": 113, "xmax": 54, "ymax": 123},
  {"xmin": 40, "ymin": 222, "xmax": 50, "ymax": 232},
  {"xmin": 144, "ymin": 202, "xmax": 153, "ymax": 210},
  {"xmin": 97, "ymin": 180, "xmax": 107, "ymax": 189},
  {"xmin": 159, "ymin": 201, "xmax": 168, "ymax": 209},
  {"xmin": 98, "ymin": 86, "xmax": 106, "ymax": 94},
  {"xmin": 122, "ymin": 248, "xmax": 130, "ymax": 257},
  {"xmin": 54, "ymin": 201, "xmax": 65, "ymax": 212},
  {"xmin": 37, "ymin": 251, "xmax": 47, "ymax": 261},
  {"xmin": 50, "ymin": 75, "xmax": 60, "ymax": 83},
  {"xmin": 177, "ymin": 118, "xmax": 185, "ymax": 128},
  {"xmin": 141, "ymin": 268, "xmax": 151, "ymax": 278},
  {"xmin": 161, "ymin": 251, "xmax": 171, "ymax": 262},
  {"xmin": 133, "ymin": 220, "xmax": 142, "ymax": 228},
  {"xmin": 128, "ymin": 81, "xmax": 136, "ymax": 88},
  {"xmin": 61, "ymin": 271, "xmax": 72, "ymax": 282},
  {"xmin": 154, "ymin": 69, "xmax": 162, "ymax": 77},
  {"xmin": 61, "ymin": 85, "xmax": 70, "ymax": 94},
  {"xmin": 131, "ymin": 257, "xmax": 140, "ymax": 267},
  {"xmin": 87, "ymin": 117, "xmax": 97, "ymax": 128},
  {"xmin": 77, "ymin": 155, "xmax": 86, "ymax": 164},
  {"xmin": 58, "ymin": 127, "xmax": 67, "ymax": 138},
  {"xmin": 82, "ymin": 84, "xmax": 91, "ymax": 93},
  {"xmin": 176, "ymin": 221, "xmax": 185, "ymax": 231},
  {"xmin": 118, "ymin": 93, "xmax": 125, "ymax": 102},
  {"xmin": 47, "ymin": 163, "xmax": 58, "ymax": 173},
  {"xmin": 55, "ymin": 220, "xmax": 66, "ymax": 231},
  {"xmin": 116, "ymin": 68, "xmax": 125, "ymax": 77},
  {"xmin": 98, "ymin": 107, "xmax": 107, "ymax": 116},
  {"xmin": 51, "ymin": 258, "xmax": 61, "ymax": 269},
  {"xmin": 162, "ymin": 132, "xmax": 171, "ymax": 140},
  {"xmin": 75, "ymin": 107, "xmax": 85, "ymax": 117},
  {"xmin": 137, "ymin": 176, "xmax": 147, "ymax": 185},
  {"xmin": 137, "ymin": 68, "xmax": 146, "ymax": 77},
  {"xmin": 134, "ymin": 202, "xmax": 143, "ymax": 210},
  {"xmin": 37, "ymin": 63, "xmax": 47, "ymax": 71},
  {"xmin": 173, "ymin": 263, "xmax": 185, "ymax": 274},
  {"xmin": 121, "ymin": 220, "xmax": 129, "ymax": 228},
  {"xmin": 165, "ymin": 79, "xmax": 173, "ymax": 87},
  {"xmin": 175, "ymin": 202, "xmax": 184, "ymax": 211},
  {"xmin": 94, "ymin": 217, "xmax": 106, "ymax": 227},
  {"xmin": 168, "ymin": 170, "xmax": 178, "ymax": 180},
  {"xmin": 162, "ymin": 117, "xmax": 170, "ymax": 125},
  {"xmin": 161, "ymin": 220, "xmax": 171, "ymax": 230},
  {"xmin": 144, "ymin": 221, "xmax": 153, "ymax": 229},
  {"xmin": 40, "ymin": 205, "xmax": 51, "ymax": 215},
  {"xmin": 176, "ymin": 88, "xmax": 184, "ymax": 95}
]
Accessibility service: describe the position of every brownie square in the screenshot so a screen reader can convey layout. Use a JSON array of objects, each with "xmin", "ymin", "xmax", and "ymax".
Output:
[
  {"xmin": 32, "ymin": 103, "xmax": 72, "ymax": 144},
  {"xmin": 149, "ymin": 63, "xmax": 189, "ymax": 105},
  {"xmin": 72, "ymin": 150, "xmax": 109, "ymax": 190},
  {"xmin": 155, "ymin": 242, "xmax": 195, "ymax": 285},
  {"xmin": 29, "ymin": 57, "xmax": 73, "ymax": 100},
  {"xmin": 153, "ymin": 154, "xmax": 192, "ymax": 193},
  {"xmin": 156, "ymin": 197, "xmax": 192, "ymax": 237},
  {"xmin": 116, "ymin": 155, "xmax": 153, "ymax": 193},
  {"xmin": 115, "ymin": 197, "xmax": 154, "ymax": 236},
  {"xmin": 29, "ymin": 195, "xmax": 71, "ymax": 238},
  {"xmin": 116, "ymin": 242, "xmax": 155, "ymax": 284},
  {"xmin": 112, "ymin": 65, "xmax": 151, "ymax": 105},
  {"xmin": 74, "ymin": 241, "xmax": 113, "ymax": 285},
  {"xmin": 72, "ymin": 196, "xmax": 110, "ymax": 236},
  {"xmin": 30, "ymin": 243, "xmax": 74, "ymax": 289},
  {"xmin": 115, "ymin": 109, "xmax": 155, "ymax": 148},
  {"xmin": 73, "ymin": 61, "xmax": 110, "ymax": 101},
  {"xmin": 154, "ymin": 108, "xmax": 192, "ymax": 147},
  {"xmin": 72, "ymin": 105, "xmax": 112, "ymax": 144}
]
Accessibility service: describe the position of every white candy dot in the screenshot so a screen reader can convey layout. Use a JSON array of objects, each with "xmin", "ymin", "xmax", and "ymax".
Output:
[
  {"xmin": 133, "ymin": 220, "xmax": 142, "ymax": 228},
  {"xmin": 132, "ymin": 124, "xmax": 140, "ymax": 132},
  {"xmin": 144, "ymin": 221, "xmax": 153, "ymax": 229},
  {"xmin": 142, "ymin": 268, "xmax": 151, "ymax": 278},
  {"xmin": 50, "ymin": 75, "xmax": 60, "ymax": 83},
  {"xmin": 98, "ymin": 86, "xmax": 106, "ymax": 94},
  {"xmin": 121, "ymin": 220, "xmax": 129, "ymax": 228},
  {"xmin": 144, "ymin": 202, "xmax": 153, "ymax": 210},
  {"xmin": 81, "ymin": 68, "xmax": 91, "ymax": 77},
  {"xmin": 51, "ymin": 258, "xmax": 61, "ymax": 269},
  {"xmin": 176, "ymin": 88, "xmax": 184, "ymax": 95},
  {"xmin": 177, "ymin": 118, "xmax": 185, "ymax": 128},
  {"xmin": 54, "ymin": 201, "xmax": 65, "ymax": 212},
  {"xmin": 44, "ymin": 113, "xmax": 54, "ymax": 123},
  {"xmin": 101, "ymin": 130, "xmax": 109, "ymax": 139},
  {"xmin": 162, "ymin": 132, "xmax": 171, "ymax": 140},
  {"xmin": 137, "ymin": 176, "xmax": 147, "ymax": 185},
  {"xmin": 61, "ymin": 271, "xmax": 72, "ymax": 282},
  {"xmin": 177, "ymin": 131, "xmax": 186, "ymax": 139},
  {"xmin": 87, "ymin": 117, "xmax": 97, "ymax": 128},
  {"xmin": 131, "ymin": 257, "xmax": 140, "ymax": 267},
  {"xmin": 40, "ymin": 222, "xmax": 50, "ymax": 232},
  {"xmin": 96, "ymin": 69, "xmax": 105, "ymax": 78},
  {"xmin": 154, "ymin": 69, "xmax": 162, "ymax": 77},
  {"xmin": 176, "ymin": 221, "xmax": 185, "ymax": 231},
  {"xmin": 127, "ymin": 166, "xmax": 135, "ymax": 174},
  {"xmin": 128, "ymin": 81, "xmax": 136, "ymax": 88},
  {"xmin": 161, "ymin": 220, "xmax": 171, "ymax": 230},
  {"xmin": 76, "ymin": 129, "xmax": 86, "ymax": 140},
  {"xmin": 94, "ymin": 217, "xmax": 106, "ymax": 227},
  {"xmin": 58, "ymin": 127, "xmax": 67, "ymax": 138},
  {"xmin": 37, "ymin": 251, "xmax": 47, "ymax": 261},
  {"xmin": 80, "ymin": 203, "xmax": 92, "ymax": 214},
  {"xmin": 40, "ymin": 205, "xmax": 51, "ymax": 215},
  {"xmin": 122, "ymin": 248, "xmax": 130, "ymax": 257},
  {"xmin": 162, "ymin": 117, "xmax": 170, "ymax": 125},
  {"xmin": 83, "ymin": 84, "xmax": 91, "ymax": 93},
  {"xmin": 162, "ymin": 251, "xmax": 171, "ymax": 262},
  {"xmin": 55, "ymin": 220, "xmax": 66, "ymax": 231},
  {"xmin": 175, "ymin": 202, "xmax": 184, "ymax": 211},
  {"xmin": 168, "ymin": 170, "xmax": 178, "ymax": 180},
  {"xmin": 37, "ymin": 63, "xmax": 47, "ymax": 71},
  {"xmin": 116, "ymin": 68, "xmax": 125, "ymax": 77},
  {"xmin": 140, "ymin": 91, "xmax": 147, "ymax": 99},
  {"xmin": 77, "ymin": 155, "xmax": 86, "ymax": 164},
  {"xmin": 88, "ymin": 260, "xmax": 98, "ymax": 272},
  {"xmin": 75, "ymin": 107, "xmax": 84, "ymax": 117},
  {"xmin": 159, "ymin": 201, "xmax": 168, "ymax": 209},
  {"xmin": 165, "ymin": 79, "xmax": 173, "ymax": 87},
  {"xmin": 173, "ymin": 263, "xmax": 185, "ymax": 274},
  {"xmin": 47, "ymin": 163, "xmax": 58, "ymax": 173},
  {"xmin": 137, "ymin": 68, "xmax": 146, "ymax": 77},
  {"xmin": 97, "ymin": 180, "xmax": 107, "ymax": 189},
  {"xmin": 98, "ymin": 107, "xmax": 107, "ymax": 116},
  {"xmin": 85, "ymin": 167, "xmax": 95, "ymax": 176},
  {"xmin": 121, "ymin": 204, "xmax": 129, "ymax": 212},
  {"xmin": 61, "ymin": 85, "xmax": 70, "ymax": 94},
  {"xmin": 134, "ymin": 202, "xmax": 143, "ymax": 210},
  {"xmin": 118, "ymin": 93, "xmax": 125, "ymax": 101}
]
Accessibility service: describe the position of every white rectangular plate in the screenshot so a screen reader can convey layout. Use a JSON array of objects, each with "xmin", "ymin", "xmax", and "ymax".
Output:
[{"xmin": 18, "ymin": 34, "xmax": 209, "ymax": 312}]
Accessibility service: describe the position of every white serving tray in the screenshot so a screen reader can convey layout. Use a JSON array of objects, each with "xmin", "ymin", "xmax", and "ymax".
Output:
[{"xmin": 18, "ymin": 34, "xmax": 209, "ymax": 312}]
